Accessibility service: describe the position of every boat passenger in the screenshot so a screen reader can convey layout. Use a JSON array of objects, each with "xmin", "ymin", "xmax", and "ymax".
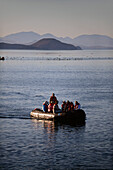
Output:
[
  {"xmin": 65, "ymin": 100, "xmax": 71, "ymax": 112},
  {"xmin": 53, "ymin": 101, "xmax": 61, "ymax": 114},
  {"xmin": 50, "ymin": 93, "xmax": 57, "ymax": 104},
  {"xmin": 48, "ymin": 101, "xmax": 54, "ymax": 113},
  {"xmin": 70, "ymin": 102, "xmax": 74, "ymax": 111},
  {"xmin": 61, "ymin": 101, "xmax": 66, "ymax": 112},
  {"xmin": 42, "ymin": 101, "xmax": 48, "ymax": 112},
  {"xmin": 74, "ymin": 101, "xmax": 81, "ymax": 110}
]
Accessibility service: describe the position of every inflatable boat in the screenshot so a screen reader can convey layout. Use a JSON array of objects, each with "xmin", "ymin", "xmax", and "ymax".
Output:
[
  {"xmin": 0, "ymin": 57, "xmax": 5, "ymax": 60},
  {"xmin": 30, "ymin": 108, "xmax": 86, "ymax": 125}
]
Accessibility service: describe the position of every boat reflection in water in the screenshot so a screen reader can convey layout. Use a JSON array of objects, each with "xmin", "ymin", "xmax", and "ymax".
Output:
[
  {"xmin": 31, "ymin": 117, "xmax": 86, "ymax": 135},
  {"xmin": 30, "ymin": 117, "xmax": 86, "ymax": 153},
  {"xmin": 31, "ymin": 119, "xmax": 58, "ymax": 132},
  {"xmin": 31, "ymin": 119, "xmax": 59, "ymax": 143}
]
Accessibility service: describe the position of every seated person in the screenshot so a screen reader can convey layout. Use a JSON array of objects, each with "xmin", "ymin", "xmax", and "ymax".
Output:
[
  {"xmin": 53, "ymin": 101, "xmax": 61, "ymax": 114},
  {"xmin": 42, "ymin": 101, "xmax": 48, "ymax": 112},
  {"xmin": 70, "ymin": 102, "xmax": 74, "ymax": 111},
  {"xmin": 48, "ymin": 101, "xmax": 54, "ymax": 113},
  {"xmin": 65, "ymin": 100, "xmax": 71, "ymax": 112},
  {"xmin": 74, "ymin": 101, "xmax": 81, "ymax": 110},
  {"xmin": 61, "ymin": 101, "xmax": 66, "ymax": 112}
]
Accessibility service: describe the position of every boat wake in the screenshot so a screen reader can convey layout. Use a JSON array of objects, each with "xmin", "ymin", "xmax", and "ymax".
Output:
[
  {"xmin": 5, "ymin": 56, "xmax": 113, "ymax": 61},
  {"xmin": 0, "ymin": 115, "xmax": 31, "ymax": 119}
]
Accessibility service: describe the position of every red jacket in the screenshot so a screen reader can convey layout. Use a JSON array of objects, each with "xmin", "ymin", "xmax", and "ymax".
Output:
[
  {"xmin": 48, "ymin": 103, "xmax": 53, "ymax": 113},
  {"xmin": 50, "ymin": 96, "xmax": 57, "ymax": 104}
]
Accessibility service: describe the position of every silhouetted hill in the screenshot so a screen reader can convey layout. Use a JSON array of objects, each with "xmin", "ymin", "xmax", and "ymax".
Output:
[
  {"xmin": 31, "ymin": 38, "xmax": 81, "ymax": 50},
  {"xmin": 0, "ymin": 39, "xmax": 81, "ymax": 50},
  {"xmin": 0, "ymin": 42, "xmax": 36, "ymax": 50}
]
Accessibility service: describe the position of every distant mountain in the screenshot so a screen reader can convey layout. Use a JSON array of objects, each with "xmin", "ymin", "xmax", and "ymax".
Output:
[
  {"xmin": 0, "ymin": 31, "xmax": 41, "ymax": 45},
  {"xmin": 0, "ymin": 32, "xmax": 113, "ymax": 49},
  {"xmin": 72, "ymin": 34, "xmax": 113, "ymax": 49},
  {"xmin": 31, "ymin": 38, "xmax": 81, "ymax": 50},
  {"xmin": 0, "ymin": 38, "xmax": 81, "ymax": 50},
  {"xmin": 0, "ymin": 32, "xmax": 57, "ymax": 45}
]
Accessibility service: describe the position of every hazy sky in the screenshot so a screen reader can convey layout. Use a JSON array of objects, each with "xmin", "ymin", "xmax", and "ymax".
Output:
[{"xmin": 0, "ymin": 0, "xmax": 113, "ymax": 38}]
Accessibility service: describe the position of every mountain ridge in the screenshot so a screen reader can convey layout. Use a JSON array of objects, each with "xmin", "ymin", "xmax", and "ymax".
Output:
[
  {"xmin": 0, "ymin": 38, "xmax": 81, "ymax": 50},
  {"xmin": 0, "ymin": 32, "xmax": 113, "ymax": 49}
]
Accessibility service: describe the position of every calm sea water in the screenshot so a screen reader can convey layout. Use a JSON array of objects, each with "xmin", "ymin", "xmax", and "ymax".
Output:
[{"xmin": 0, "ymin": 50, "xmax": 113, "ymax": 169}]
